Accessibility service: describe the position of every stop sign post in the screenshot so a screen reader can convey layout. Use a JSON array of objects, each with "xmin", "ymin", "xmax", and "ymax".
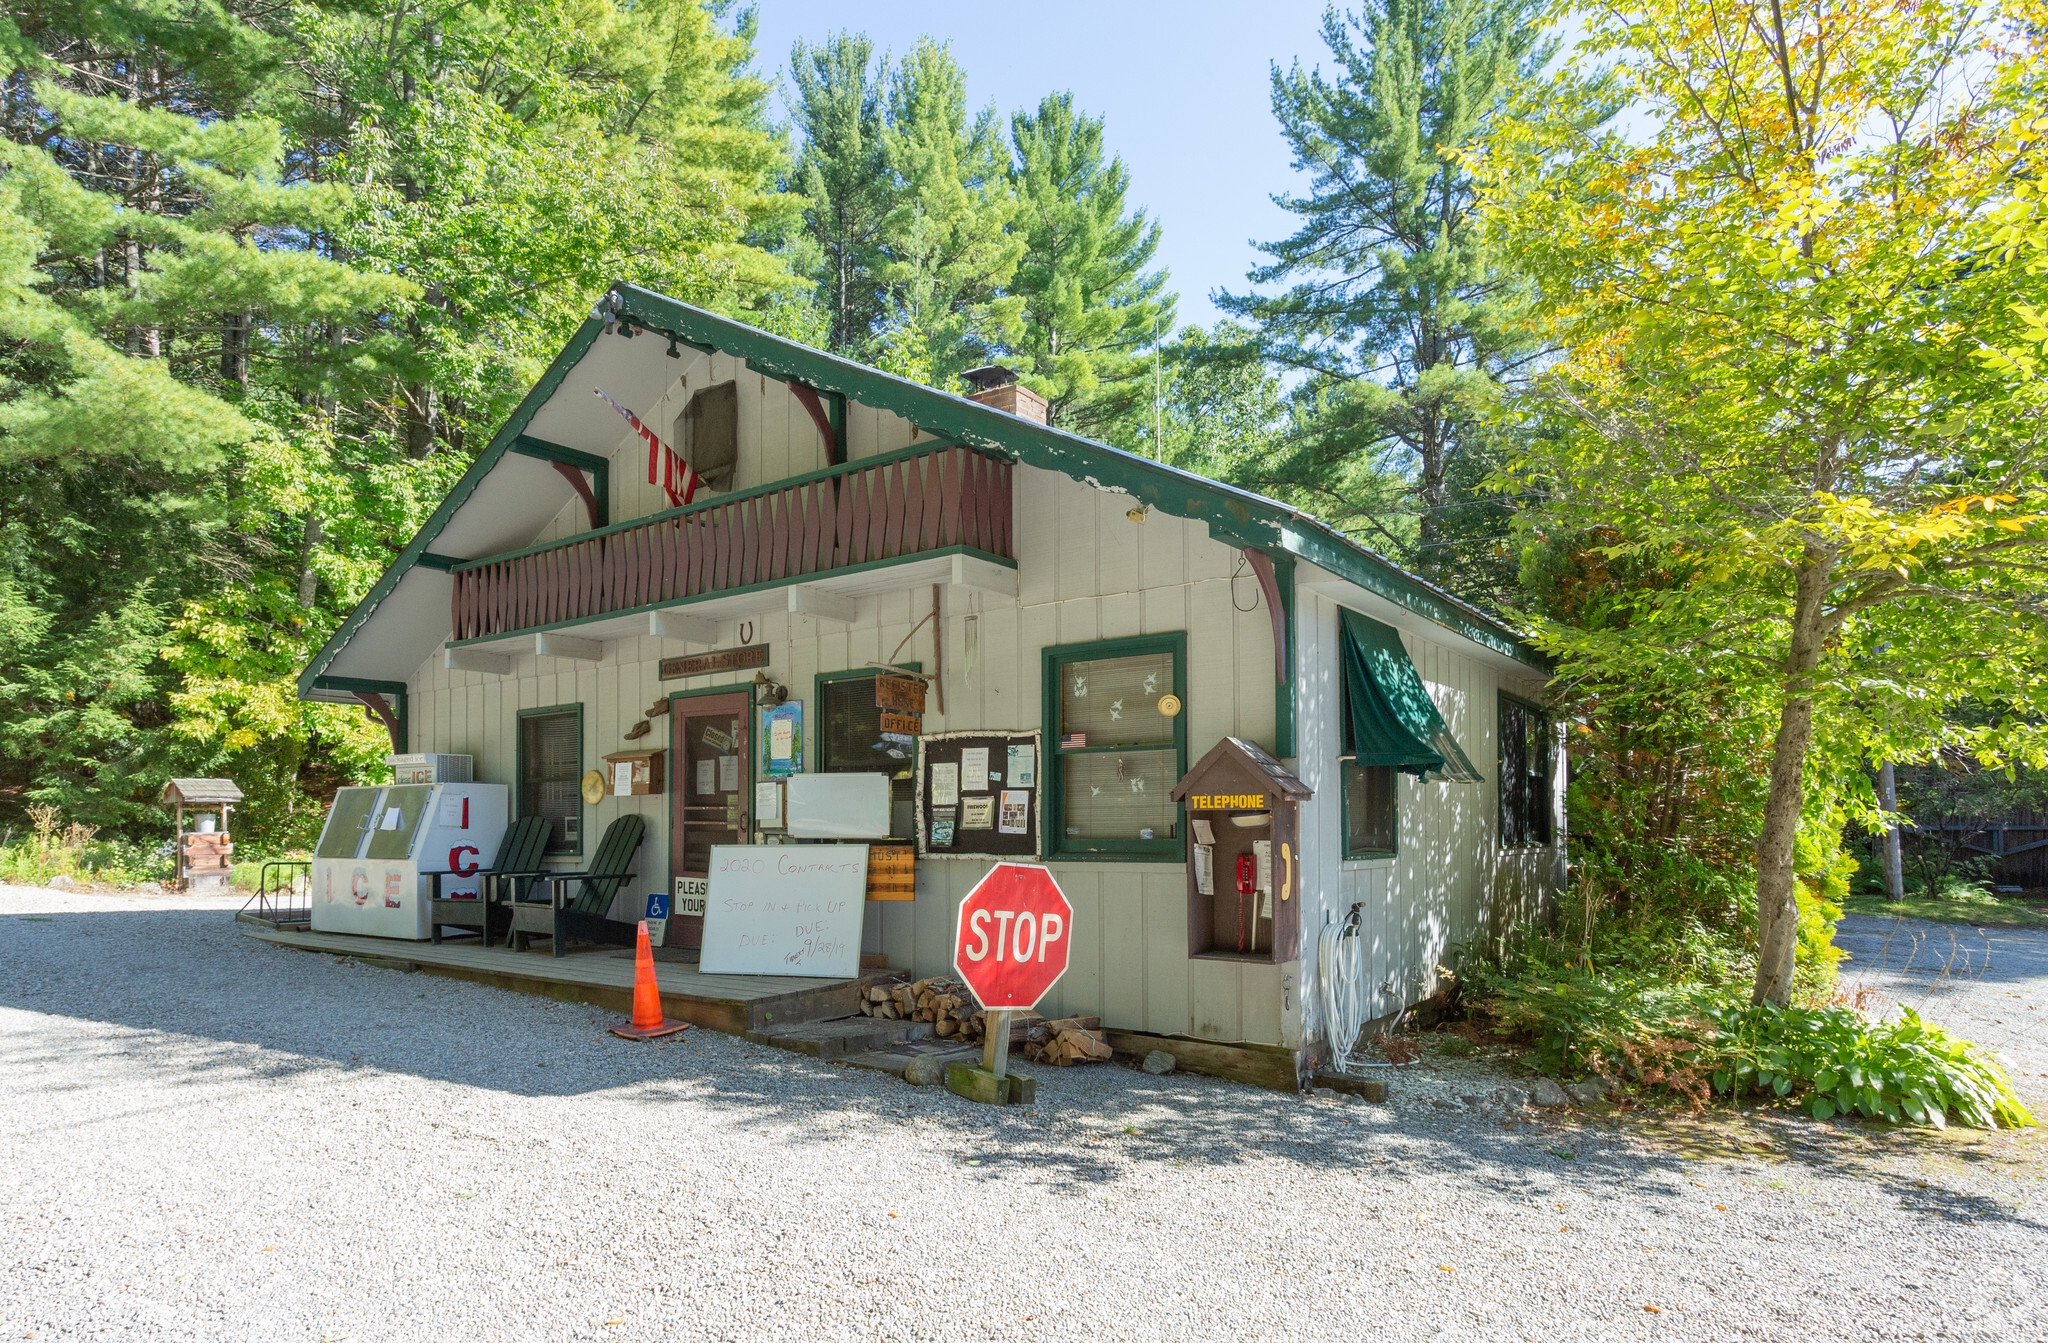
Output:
[{"xmin": 952, "ymin": 863, "xmax": 1073, "ymax": 1082}]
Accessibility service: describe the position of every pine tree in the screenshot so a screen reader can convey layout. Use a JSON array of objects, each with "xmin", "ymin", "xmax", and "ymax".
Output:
[
  {"xmin": 1219, "ymin": 0, "xmax": 1608, "ymax": 602},
  {"xmin": 873, "ymin": 39, "xmax": 1022, "ymax": 388},
  {"xmin": 1006, "ymin": 93, "xmax": 1172, "ymax": 440},
  {"xmin": 787, "ymin": 32, "xmax": 894, "ymax": 358},
  {"xmin": 0, "ymin": 10, "xmax": 417, "ymax": 832}
]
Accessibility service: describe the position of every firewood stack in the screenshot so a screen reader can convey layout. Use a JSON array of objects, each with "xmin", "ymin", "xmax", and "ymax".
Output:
[
  {"xmin": 1022, "ymin": 1015, "xmax": 1114, "ymax": 1066},
  {"xmin": 857, "ymin": 977, "xmax": 1001, "ymax": 1041},
  {"xmin": 856, "ymin": 980, "xmax": 1114, "ymax": 1064}
]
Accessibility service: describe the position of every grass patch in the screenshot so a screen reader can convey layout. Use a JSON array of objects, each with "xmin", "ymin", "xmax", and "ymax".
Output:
[{"xmin": 1840, "ymin": 891, "xmax": 2048, "ymax": 931}]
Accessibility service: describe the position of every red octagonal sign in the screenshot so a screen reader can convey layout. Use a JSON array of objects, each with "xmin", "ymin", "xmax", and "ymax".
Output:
[{"xmin": 952, "ymin": 863, "xmax": 1073, "ymax": 1011}]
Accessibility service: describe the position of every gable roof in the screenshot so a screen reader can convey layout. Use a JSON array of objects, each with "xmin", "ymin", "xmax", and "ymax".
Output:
[{"xmin": 299, "ymin": 282, "xmax": 1543, "ymax": 699}]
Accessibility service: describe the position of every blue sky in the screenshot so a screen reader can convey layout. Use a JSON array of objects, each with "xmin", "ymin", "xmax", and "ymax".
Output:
[{"xmin": 746, "ymin": 0, "xmax": 1344, "ymax": 331}]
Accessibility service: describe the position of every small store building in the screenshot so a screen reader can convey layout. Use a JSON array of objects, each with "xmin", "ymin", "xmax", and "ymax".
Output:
[{"xmin": 297, "ymin": 283, "xmax": 1563, "ymax": 1079}]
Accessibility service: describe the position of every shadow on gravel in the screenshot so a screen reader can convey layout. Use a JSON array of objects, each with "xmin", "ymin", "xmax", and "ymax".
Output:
[{"xmin": 5, "ymin": 902, "xmax": 2045, "ymax": 1234}]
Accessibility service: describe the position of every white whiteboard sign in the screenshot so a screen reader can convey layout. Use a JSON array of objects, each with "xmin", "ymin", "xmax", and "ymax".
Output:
[
  {"xmin": 785, "ymin": 773, "xmax": 890, "ymax": 838},
  {"xmin": 699, "ymin": 844, "xmax": 868, "ymax": 978}
]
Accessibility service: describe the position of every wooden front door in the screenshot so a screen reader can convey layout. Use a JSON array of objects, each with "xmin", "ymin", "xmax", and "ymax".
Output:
[{"xmin": 669, "ymin": 692, "xmax": 751, "ymax": 949}]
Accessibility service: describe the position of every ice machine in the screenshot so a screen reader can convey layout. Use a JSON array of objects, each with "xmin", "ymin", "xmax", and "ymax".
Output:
[{"xmin": 310, "ymin": 783, "xmax": 509, "ymax": 938}]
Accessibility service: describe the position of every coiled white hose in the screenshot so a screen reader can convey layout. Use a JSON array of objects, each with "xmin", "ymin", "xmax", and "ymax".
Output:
[{"xmin": 1317, "ymin": 908, "xmax": 1368, "ymax": 1074}]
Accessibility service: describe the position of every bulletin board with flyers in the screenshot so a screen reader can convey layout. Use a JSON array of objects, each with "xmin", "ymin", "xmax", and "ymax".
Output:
[{"xmin": 914, "ymin": 730, "xmax": 1043, "ymax": 860}]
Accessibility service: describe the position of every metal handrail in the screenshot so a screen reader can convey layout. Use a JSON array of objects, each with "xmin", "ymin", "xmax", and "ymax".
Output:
[{"xmin": 237, "ymin": 860, "xmax": 312, "ymax": 928}]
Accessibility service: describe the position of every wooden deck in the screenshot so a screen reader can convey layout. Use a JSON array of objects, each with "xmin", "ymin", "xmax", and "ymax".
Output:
[{"xmin": 244, "ymin": 927, "xmax": 881, "ymax": 1036}]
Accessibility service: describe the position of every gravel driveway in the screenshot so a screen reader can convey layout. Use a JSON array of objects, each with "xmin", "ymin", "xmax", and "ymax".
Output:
[
  {"xmin": 2, "ymin": 885, "xmax": 2042, "ymax": 1342},
  {"xmin": 1835, "ymin": 911, "xmax": 2048, "ymax": 1096}
]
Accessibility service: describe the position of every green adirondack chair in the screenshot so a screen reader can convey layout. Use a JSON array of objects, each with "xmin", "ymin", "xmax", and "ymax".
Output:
[
  {"xmin": 504, "ymin": 814, "xmax": 647, "ymax": 958},
  {"xmin": 429, "ymin": 815, "xmax": 552, "ymax": 946}
]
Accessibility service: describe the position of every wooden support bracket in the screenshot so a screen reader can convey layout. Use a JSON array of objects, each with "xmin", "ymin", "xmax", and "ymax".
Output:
[
  {"xmin": 534, "ymin": 632, "xmax": 605, "ymax": 662},
  {"xmin": 549, "ymin": 461, "xmax": 603, "ymax": 530},
  {"xmin": 444, "ymin": 645, "xmax": 513, "ymax": 676},
  {"xmin": 947, "ymin": 553, "xmax": 1019, "ymax": 600},
  {"xmin": 1242, "ymin": 549, "xmax": 1289, "ymax": 684},
  {"xmin": 648, "ymin": 609, "xmax": 718, "ymax": 644},
  {"xmin": 788, "ymin": 585, "xmax": 858, "ymax": 625}
]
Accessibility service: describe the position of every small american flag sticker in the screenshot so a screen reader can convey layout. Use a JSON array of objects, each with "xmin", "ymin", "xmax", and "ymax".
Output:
[{"xmin": 1061, "ymin": 732, "xmax": 1087, "ymax": 749}]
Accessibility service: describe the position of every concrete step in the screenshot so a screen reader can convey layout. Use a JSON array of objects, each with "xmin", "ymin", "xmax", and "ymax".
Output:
[{"xmin": 747, "ymin": 1015, "xmax": 932, "ymax": 1060}]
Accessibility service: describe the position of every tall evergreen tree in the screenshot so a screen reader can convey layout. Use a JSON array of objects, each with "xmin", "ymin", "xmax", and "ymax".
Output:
[
  {"xmin": 0, "ymin": 0, "xmax": 802, "ymax": 842},
  {"xmin": 1219, "ymin": 0, "xmax": 1607, "ymax": 604},
  {"xmin": 0, "ymin": 7, "xmax": 415, "ymax": 832},
  {"xmin": 1006, "ymin": 93, "xmax": 1172, "ymax": 441},
  {"xmin": 872, "ymin": 39, "xmax": 1022, "ymax": 388},
  {"xmin": 787, "ymin": 32, "xmax": 892, "ymax": 358}
]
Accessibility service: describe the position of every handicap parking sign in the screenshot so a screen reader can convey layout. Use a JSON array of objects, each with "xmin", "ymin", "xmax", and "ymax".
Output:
[{"xmin": 645, "ymin": 892, "xmax": 671, "ymax": 921}]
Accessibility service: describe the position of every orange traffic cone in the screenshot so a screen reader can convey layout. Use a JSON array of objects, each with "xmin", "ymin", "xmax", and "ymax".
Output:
[{"xmin": 609, "ymin": 920, "xmax": 690, "ymax": 1040}]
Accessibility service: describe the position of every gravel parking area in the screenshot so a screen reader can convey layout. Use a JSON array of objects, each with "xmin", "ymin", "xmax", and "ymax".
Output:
[
  {"xmin": 3, "ymin": 885, "xmax": 2043, "ymax": 1342},
  {"xmin": 1835, "ymin": 912, "xmax": 2048, "ymax": 1093}
]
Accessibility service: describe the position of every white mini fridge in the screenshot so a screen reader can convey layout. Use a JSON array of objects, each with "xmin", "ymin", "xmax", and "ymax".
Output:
[{"xmin": 310, "ymin": 783, "xmax": 509, "ymax": 939}]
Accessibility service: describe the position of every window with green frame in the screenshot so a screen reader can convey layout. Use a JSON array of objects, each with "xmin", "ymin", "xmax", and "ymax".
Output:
[
  {"xmin": 518, "ymin": 704, "xmax": 583, "ymax": 856},
  {"xmin": 815, "ymin": 664, "xmax": 920, "ymax": 840},
  {"xmin": 1339, "ymin": 664, "xmax": 1398, "ymax": 858},
  {"xmin": 1043, "ymin": 634, "xmax": 1187, "ymax": 859}
]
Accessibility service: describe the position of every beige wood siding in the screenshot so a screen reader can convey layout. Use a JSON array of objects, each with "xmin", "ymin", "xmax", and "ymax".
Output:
[
  {"xmin": 530, "ymin": 351, "xmax": 929, "ymax": 547},
  {"xmin": 1292, "ymin": 585, "xmax": 1561, "ymax": 1057},
  {"xmin": 408, "ymin": 460, "xmax": 1289, "ymax": 1044}
]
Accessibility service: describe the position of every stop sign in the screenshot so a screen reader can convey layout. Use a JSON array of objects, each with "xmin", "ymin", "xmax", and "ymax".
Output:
[{"xmin": 952, "ymin": 863, "xmax": 1073, "ymax": 1011}]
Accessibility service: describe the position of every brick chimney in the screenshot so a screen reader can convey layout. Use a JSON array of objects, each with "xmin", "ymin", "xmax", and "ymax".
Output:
[{"xmin": 960, "ymin": 365, "xmax": 1047, "ymax": 425}]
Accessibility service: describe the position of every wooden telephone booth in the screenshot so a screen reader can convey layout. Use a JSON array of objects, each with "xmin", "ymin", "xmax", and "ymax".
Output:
[
  {"xmin": 161, "ymin": 778, "xmax": 244, "ymax": 894},
  {"xmin": 1171, "ymin": 737, "xmax": 1311, "ymax": 963}
]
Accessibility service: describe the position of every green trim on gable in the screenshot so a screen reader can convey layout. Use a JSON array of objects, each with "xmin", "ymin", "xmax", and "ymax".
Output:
[
  {"xmin": 296, "ymin": 318, "xmax": 608, "ymax": 698},
  {"xmin": 303, "ymin": 284, "xmax": 1543, "ymax": 701}
]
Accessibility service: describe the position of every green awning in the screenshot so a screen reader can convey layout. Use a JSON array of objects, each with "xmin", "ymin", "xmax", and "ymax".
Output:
[{"xmin": 1340, "ymin": 608, "xmax": 1483, "ymax": 783}]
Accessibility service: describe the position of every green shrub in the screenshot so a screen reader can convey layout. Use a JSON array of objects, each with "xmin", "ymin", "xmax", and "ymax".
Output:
[
  {"xmin": 0, "ymin": 804, "xmax": 173, "ymax": 888},
  {"xmin": 1706, "ymin": 1001, "xmax": 2031, "ymax": 1129},
  {"xmin": 1480, "ymin": 970, "xmax": 2034, "ymax": 1129}
]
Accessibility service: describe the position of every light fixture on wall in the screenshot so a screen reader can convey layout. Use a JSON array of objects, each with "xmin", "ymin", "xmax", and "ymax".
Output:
[{"xmin": 751, "ymin": 670, "xmax": 787, "ymax": 706}]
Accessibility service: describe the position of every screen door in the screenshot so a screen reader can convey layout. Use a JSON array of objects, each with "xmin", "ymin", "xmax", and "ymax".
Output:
[{"xmin": 669, "ymin": 692, "xmax": 750, "ymax": 949}]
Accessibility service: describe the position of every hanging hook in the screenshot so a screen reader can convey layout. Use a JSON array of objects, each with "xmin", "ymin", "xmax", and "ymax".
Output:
[{"xmin": 1230, "ymin": 553, "xmax": 1259, "ymax": 613}]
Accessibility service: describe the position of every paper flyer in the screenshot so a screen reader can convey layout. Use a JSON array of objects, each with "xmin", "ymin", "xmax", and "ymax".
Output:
[
  {"xmin": 1006, "ymin": 743, "xmax": 1035, "ymax": 788},
  {"xmin": 997, "ymin": 789, "xmax": 1029, "ymax": 835},
  {"xmin": 931, "ymin": 761, "xmax": 960, "ymax": 806},
  {"xmin": 960, "ymin": 746, "xmax": 989, "ymax": 791}
]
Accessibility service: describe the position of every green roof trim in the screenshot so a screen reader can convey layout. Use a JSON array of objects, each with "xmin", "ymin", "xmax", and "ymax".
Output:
[
  {"xmin": 296, "ymin": 317, "xmax": 606, "ymax": 698},
  {"xmin": 300, "ymin": 283, "xmax": 1543, "ymax": 700},
  {"xmin": 606, "ymin": 285, "xmax": 1543, "ymax": 669}
]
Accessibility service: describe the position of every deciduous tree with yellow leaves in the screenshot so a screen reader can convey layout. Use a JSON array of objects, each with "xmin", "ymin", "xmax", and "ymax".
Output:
[{"xmin": 1476, "ymin": 0, "xmax": 2048, "ymax": 1004}]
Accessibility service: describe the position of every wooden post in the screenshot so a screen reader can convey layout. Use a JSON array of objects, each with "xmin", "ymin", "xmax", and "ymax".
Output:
[{"xmin": 982, "ymin": 1008, "xmax": 1014, "ymax": 1080}]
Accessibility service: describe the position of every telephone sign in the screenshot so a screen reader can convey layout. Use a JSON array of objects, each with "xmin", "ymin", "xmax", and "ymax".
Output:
[{"xmin": 952, "ymin": 863, "xmax": 1073, "ymax": 1011}]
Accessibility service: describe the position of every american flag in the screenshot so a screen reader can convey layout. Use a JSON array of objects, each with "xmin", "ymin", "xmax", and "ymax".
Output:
[
  {"xmin": 595, "ymin": 388, "xmax": 701, "ymax": 508},
  {"xmin": 1061, "ymin": 732, "xmax": 1087, "ymax": 749}
]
